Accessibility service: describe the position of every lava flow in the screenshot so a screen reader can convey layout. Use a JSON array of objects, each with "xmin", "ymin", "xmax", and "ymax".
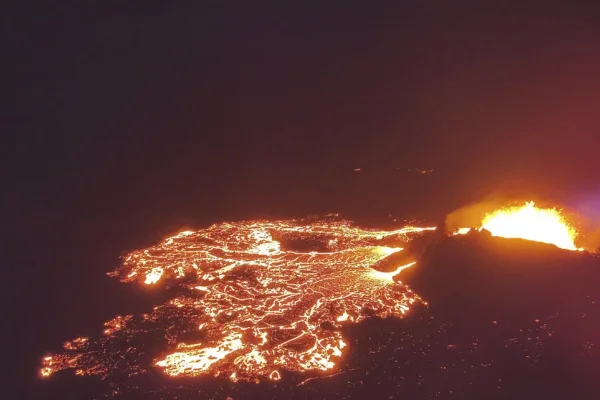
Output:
[
  {"xmin": 41, "ymin": 217, "xmax": 435, "ymax": 382},
  {"xmin": 457, "ymin": 201, "xmax": 581, "ymax": 251}
]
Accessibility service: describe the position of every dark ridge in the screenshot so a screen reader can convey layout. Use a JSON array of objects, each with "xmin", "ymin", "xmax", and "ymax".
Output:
[{"xmin": 401, "ymin": 231, "xmax": 600, "ymax": 319}]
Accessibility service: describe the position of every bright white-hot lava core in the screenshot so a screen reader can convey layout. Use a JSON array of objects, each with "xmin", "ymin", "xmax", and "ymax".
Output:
[
  {"xmin": 458, "ymin": 202, "xmax": 581, "ymax": 251},
  {"xmin": 40, "ymin": 217, "xmax": 435, "ymax": 382}
]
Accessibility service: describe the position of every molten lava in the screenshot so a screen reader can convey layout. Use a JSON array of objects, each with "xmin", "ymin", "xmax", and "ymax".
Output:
[
  {"xmin": 40, "ymin": 218, "xmax": 434, "ymax": 382},
  {"xmin": 475, "ymin": 202, "xmax": 580, "ymax": 251}
]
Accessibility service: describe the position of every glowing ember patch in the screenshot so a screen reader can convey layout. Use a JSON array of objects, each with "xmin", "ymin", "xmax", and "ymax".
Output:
[
  {"xmin": 63, "ymin": 337, "xmax": 88, "ymax": 351},
  {"xmin": 269, "ymin": 370, "xmax": 281, "ymax": 381},
  {"xmin": 482, "ymin": 202, "xmax": 580, "ymax": 251},
  {"xmin": 336, "ymin": 312, "xmax": 351, "ymax": 322},
  {"xmin": 144, "ymin": 267, "xmax": 164, "ymax": 284},
  {"xmin": 103, "ymin": 316, "xmax": 132, "ymax": 335},
  {"xmin": 39, "ymin": 219, "xmax": 434, "ymax": 381},
  {"xmin": 453, "ymin": 227, "xmax": 472, "ymax": 235}
]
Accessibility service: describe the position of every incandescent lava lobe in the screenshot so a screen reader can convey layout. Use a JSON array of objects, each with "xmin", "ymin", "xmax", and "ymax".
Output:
[{"xmin": 40, "ymin": 218, "xmax": 435, "ymax": 383}]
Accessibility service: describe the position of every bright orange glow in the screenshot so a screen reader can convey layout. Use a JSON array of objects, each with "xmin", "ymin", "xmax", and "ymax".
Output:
[
  {"xmin": 40, "ymin": 218, "xmax": 435, "ymax": 382},
  {"xmin": 144, "ymin": 267, "xmax": 164, "ymax": 284},
  {"xmin": 453, "ymin": 227, "xmax": 472, "ymax": 235},
  {"xmin": 482, "ymin": 202, "xmax": 580, "ymax": 250},
  {"xmin": 269, "ymin": 370, "xmax": 281, "ymax": 381},
  {"xmin": 455, "ymin": 202, "xmax": 581, "ymax": 251}
]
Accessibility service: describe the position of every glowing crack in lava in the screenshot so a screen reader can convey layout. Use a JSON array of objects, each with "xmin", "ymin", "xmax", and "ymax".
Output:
[
  {"xmin": 457, "ymin": 202, "xmax": 581, "ymax": 251},
  {"xmin": 41, "ymin": 218, "xmax": 435, "ymax": 382}
]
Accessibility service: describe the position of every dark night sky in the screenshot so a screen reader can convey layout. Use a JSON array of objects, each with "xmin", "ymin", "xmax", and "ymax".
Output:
[{"xmin": 5, "ymin": 1, "xmax": 600, "ymax": 396}]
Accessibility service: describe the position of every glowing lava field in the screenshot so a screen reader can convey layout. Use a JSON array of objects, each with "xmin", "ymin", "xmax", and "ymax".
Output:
[
  {"xmin": 41, "ymin": 217, "xmax": 435, "ymax": 382},
  {"xmin": 39, "ymin": 202, "xmax": 598, "ymax": 398}
]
